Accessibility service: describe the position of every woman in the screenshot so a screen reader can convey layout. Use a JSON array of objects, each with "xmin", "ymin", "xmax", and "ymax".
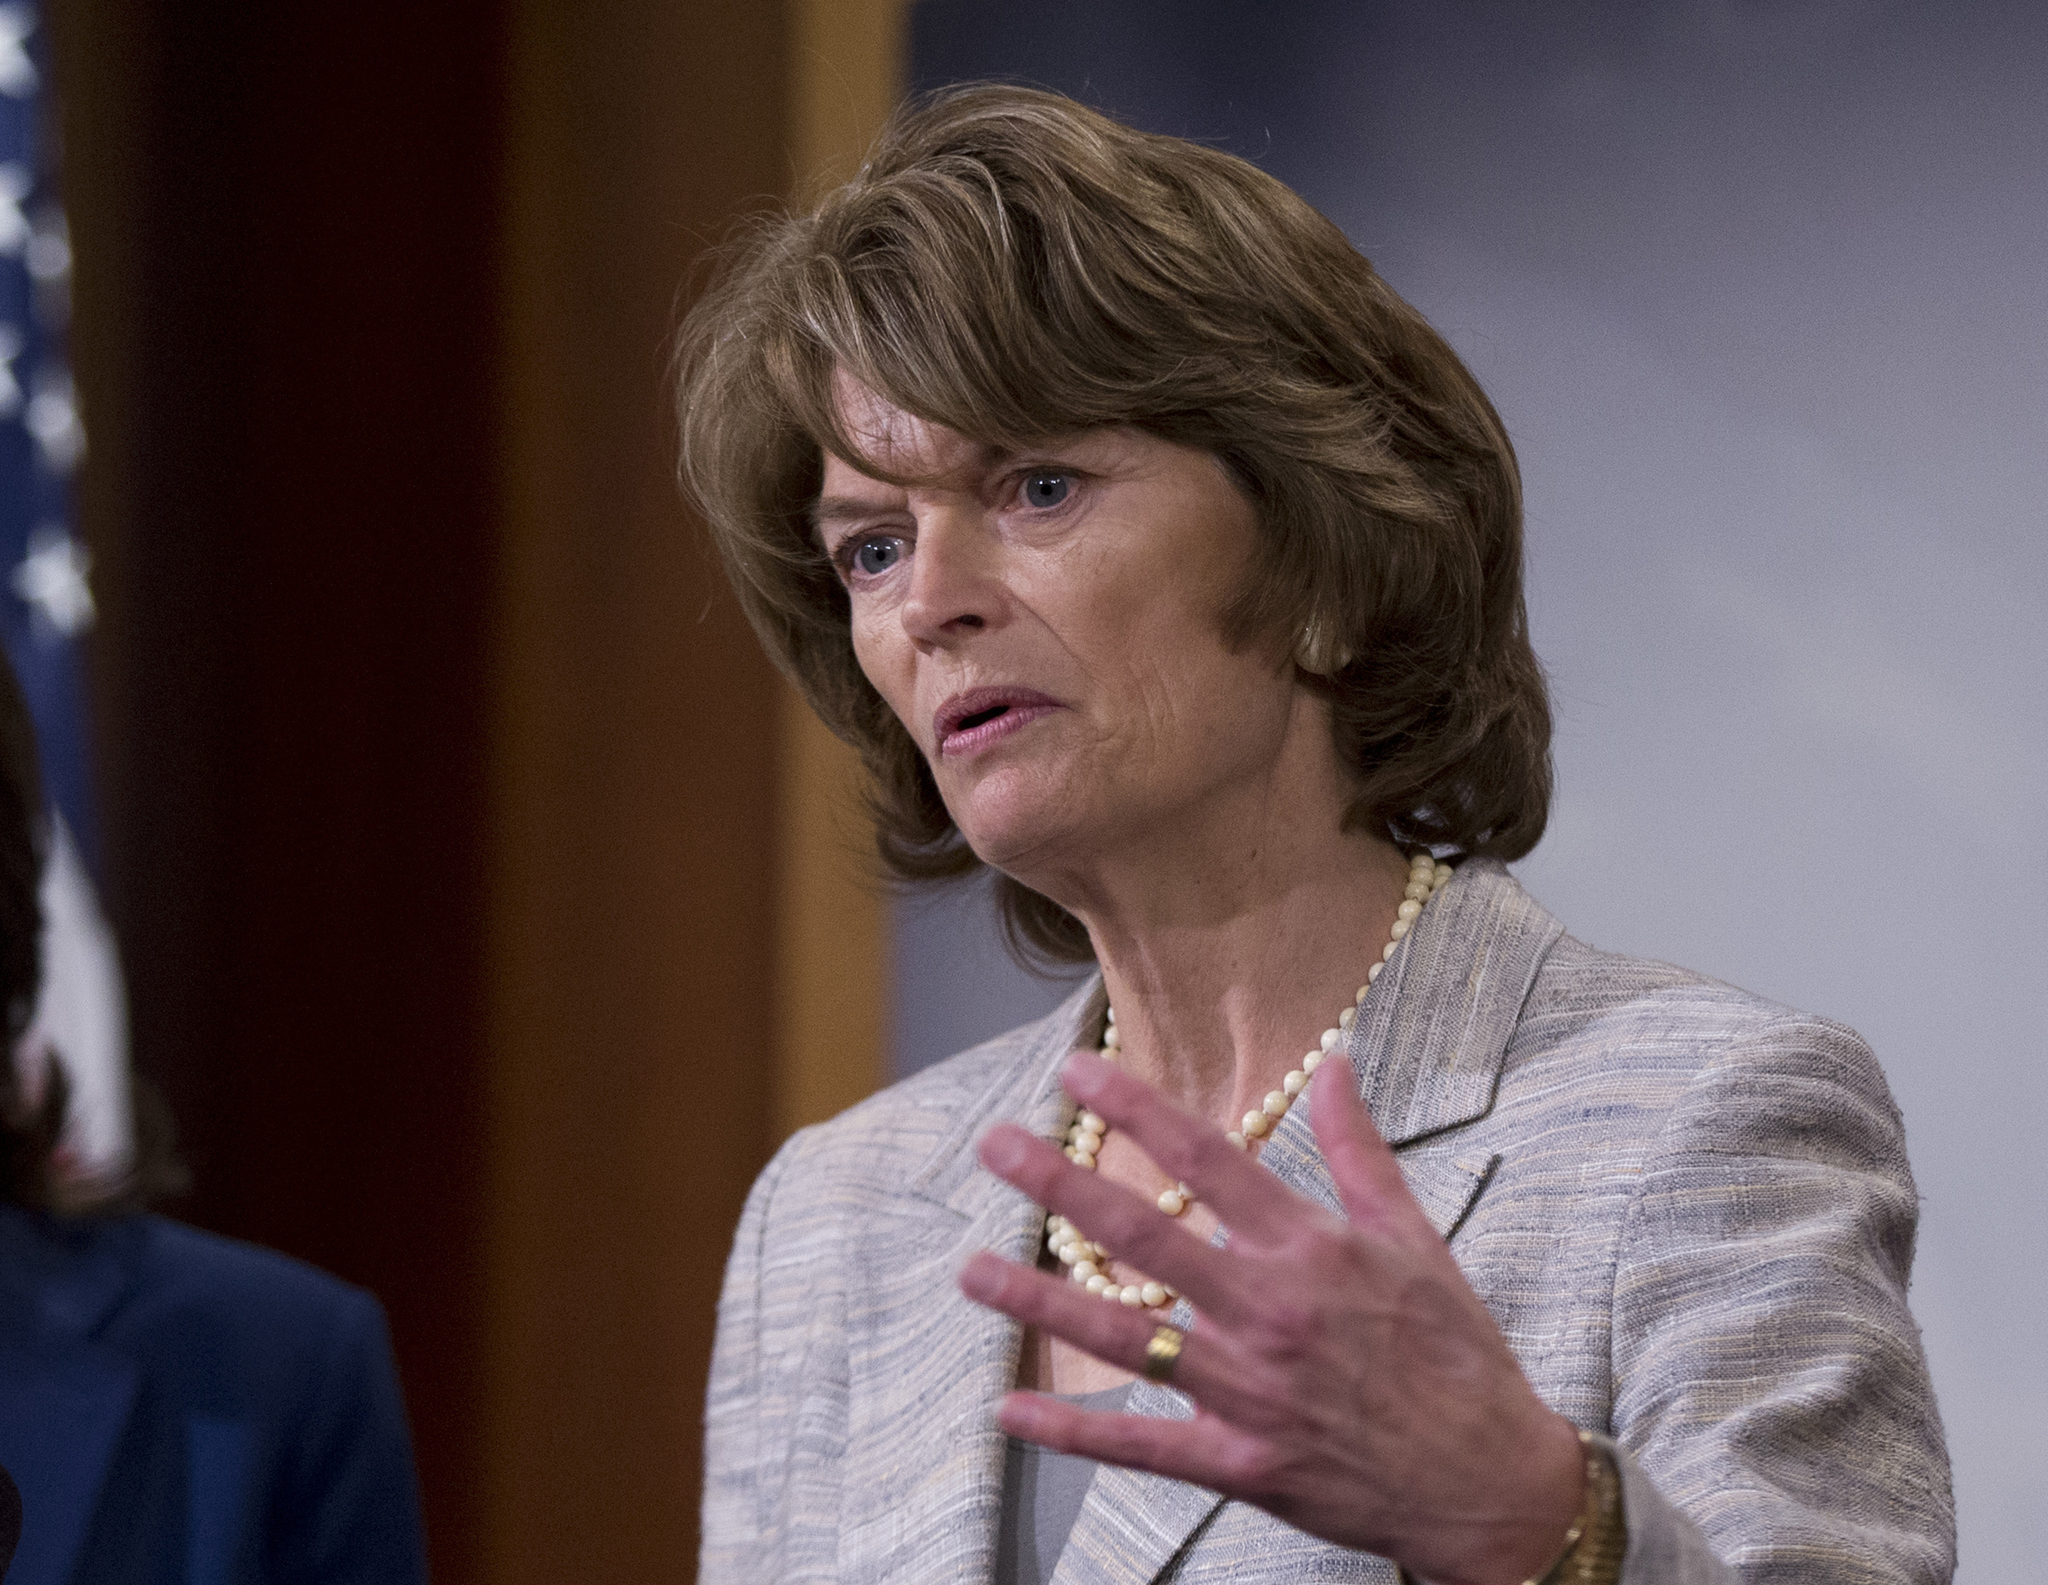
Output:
[{"xmin": 677, "ymin": 87, "xmax": 1952, "ymax": 1585}]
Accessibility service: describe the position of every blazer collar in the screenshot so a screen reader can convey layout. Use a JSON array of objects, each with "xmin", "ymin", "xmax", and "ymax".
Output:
[
  {"xmin": 836, "ymin": 982, "xmax": 1098, "ymax": 1585},
  {"xmin": 908, "ymin": 976, "xmax": 1105, "ymax": 1221},
  {"xmin": 1340, "ymin": 857, "xmax": 1563, "ymax": 1148}
]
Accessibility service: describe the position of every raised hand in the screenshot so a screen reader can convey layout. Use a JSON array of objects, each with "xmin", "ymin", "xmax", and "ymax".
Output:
[{"xmin": 959, "ymin": 1047, "xmax": 1587, "ymax": 1585}]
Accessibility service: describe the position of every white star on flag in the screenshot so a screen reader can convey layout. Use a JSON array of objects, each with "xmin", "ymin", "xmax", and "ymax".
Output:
[
  {"xmin": 11, "ymin": 522, "xmax": 94, "ymax": 638},
  {"xmin": 25, "ymin": 364, "xmax": 80, "ymax": 470},
  {"xmin": 0, "ymin": 161, "xmax": 26, "ymax": 255},
  {"xmin": 0, "ymin": 5, "xmax": 35, "ymax": 99}
]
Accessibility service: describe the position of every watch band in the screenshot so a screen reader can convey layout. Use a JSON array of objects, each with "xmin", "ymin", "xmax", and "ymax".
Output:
[
  {"xmin": 1533, "ymin": 1430, "xmax": 1626, "ymax": 1585},
  {"xmin": 1391, "ymin": 1428, "xmax": 1628, "ymax": 1585}
]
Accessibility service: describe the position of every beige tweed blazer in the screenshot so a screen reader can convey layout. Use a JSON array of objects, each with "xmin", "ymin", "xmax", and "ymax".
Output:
[{"xmin": 701, "ymin": 860, "xmax": 1954, "ymax": 1583}]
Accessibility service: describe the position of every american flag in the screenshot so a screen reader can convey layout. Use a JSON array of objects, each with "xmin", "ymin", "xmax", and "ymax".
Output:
[{"xmin": 0, "ymin": 0, "xmax": 130, "ymax": 1180}]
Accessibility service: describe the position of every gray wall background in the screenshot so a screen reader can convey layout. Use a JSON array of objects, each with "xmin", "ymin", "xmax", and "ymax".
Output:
[{"xmin": 895, "ymin": 4, "xmax": 2046, "ymax": 1577}]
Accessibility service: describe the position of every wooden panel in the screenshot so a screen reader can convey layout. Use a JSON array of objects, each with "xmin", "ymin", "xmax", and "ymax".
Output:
[
  {"xmin": 790, "ymin": 0, "xmax": 910, "ymax": 193},
  {"xmin": 485, "ymin": 3, "xmax": 788, "ymax": 1579},
  {"xmin": 772, "ymin": 691, "xmax": 891, "ymax": 1139}
]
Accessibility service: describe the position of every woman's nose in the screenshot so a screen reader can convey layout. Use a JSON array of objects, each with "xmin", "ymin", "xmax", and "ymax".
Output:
[{"xmin": 899, "ymin": 510, "xmax": 1003, "ymax": 648}]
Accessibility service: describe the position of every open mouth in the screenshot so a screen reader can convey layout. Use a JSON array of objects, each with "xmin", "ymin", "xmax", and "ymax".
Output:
[{"xmin": 935, "ymin": 687, "xmax": 1062, "ymax": 756}]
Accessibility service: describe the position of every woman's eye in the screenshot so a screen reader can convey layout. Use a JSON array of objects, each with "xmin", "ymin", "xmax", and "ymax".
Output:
[
  {"xmin": 1020, "ymin": 472, "xmax": 1072, "ymax": 510},
  {"xmin": 851, "ymin": 536, "xmax": 904, "ymax": 578}
]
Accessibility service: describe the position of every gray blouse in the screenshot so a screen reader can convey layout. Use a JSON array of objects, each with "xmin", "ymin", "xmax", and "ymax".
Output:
[{"xmin": 994, "ymin": 1385, "xmax": 1136, "ymax": 1585}]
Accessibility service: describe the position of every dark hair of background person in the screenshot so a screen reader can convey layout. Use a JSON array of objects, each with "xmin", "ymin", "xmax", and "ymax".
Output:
[
  {"xmin": 675, "ymin": 84, "xmax": 1552, "ymax": 966},
  {"xmin": 0, "ymin": 656, "xmax": 182, "ymax": 1214}
]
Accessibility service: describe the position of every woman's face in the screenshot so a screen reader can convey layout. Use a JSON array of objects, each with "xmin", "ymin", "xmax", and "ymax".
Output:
[{"xmin": 816, "ymin": 376, "xmax": 1316, "ymax": 887}]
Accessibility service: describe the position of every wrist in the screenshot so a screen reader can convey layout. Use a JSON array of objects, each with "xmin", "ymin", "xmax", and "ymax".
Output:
[
  {"xmin": 1530, "ymin": 1432, "xmax": 1624, "ymax": 1585},
  {"xmin": 1405, "ymin": 1412, "xmax": 1597, "ymax": 1585},
  {"xmin": 1500, "ymin": 1429, "xmax": 1624, "ymax": 1585}
]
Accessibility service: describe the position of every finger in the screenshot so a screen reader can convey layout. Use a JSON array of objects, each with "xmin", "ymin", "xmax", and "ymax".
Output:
[
  {"xmin": 996, "ymin": 1390, "xmax": 1273, "ymax": 1504},
  {"xmin": 958, "ymin": 1249, "xmax": 1162, "ymax": 1364},
  {"xmin": 1308, "ymin": 1054, "xmax": 1434, "ymax": 1243},
  {"xmin": 976, "ymin": 1122, "xmax": 1256, "ymax": 1326},
  {"xmin": 1061, "ymin": 1048, "xmax": 1314, "ymax": 1248},
  {"xmin": 959, "ymin": 1249, "xmax": 1278, "ymax": 1421}
]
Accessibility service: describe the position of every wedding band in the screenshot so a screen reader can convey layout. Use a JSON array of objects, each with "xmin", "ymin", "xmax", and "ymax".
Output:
[{"xmin": 1143, "ymin": 1323, "xmax": 1184, "ymax": 1384}]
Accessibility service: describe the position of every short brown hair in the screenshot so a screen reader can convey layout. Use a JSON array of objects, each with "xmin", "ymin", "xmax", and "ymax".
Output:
[{"xmin": 675, "ymin": 85, "xmax": 1550, "ymax": 964}]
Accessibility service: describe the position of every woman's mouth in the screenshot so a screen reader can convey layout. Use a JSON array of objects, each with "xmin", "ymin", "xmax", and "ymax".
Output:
[{"xmin": 934, "ymin": 688, "xmax": 1063, "ymax": 758}]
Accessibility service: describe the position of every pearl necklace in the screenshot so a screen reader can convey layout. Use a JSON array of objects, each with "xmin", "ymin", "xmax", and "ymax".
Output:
[{"xmin": 1044, "ymin": 851, "xmax": 1454, "ymax": 1310}]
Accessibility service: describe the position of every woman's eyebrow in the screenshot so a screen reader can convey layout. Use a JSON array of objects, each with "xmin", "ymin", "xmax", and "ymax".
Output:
[{"xmin": 807, "ymin": 497, "xmax": 891, "ymax": 539}]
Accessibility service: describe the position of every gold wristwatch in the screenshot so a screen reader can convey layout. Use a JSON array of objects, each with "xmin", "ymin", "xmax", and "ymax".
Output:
[
  {"xmin": 1532, "ymin": 1429, "xmax": 1626, "ymax": 1585},
  {"xmin": 1395, "ymin": 1429, "xmax": 1626, "ymax": 1585}
]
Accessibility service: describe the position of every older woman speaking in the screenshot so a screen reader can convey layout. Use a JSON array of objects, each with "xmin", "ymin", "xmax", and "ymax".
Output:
[{"xmin": 677, "ymin": 87, "xmax": 1951, "ymax": 1585}]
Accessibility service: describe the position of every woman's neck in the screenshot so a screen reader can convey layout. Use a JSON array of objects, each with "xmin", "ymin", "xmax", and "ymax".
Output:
[
  {"xmin": 1031, "ymin": 719, "xmax": 1414, "ymax": 1131},
  {"xmin": 1080, "ymin": 836, "xmax": 1410, "ymax": 1129}
]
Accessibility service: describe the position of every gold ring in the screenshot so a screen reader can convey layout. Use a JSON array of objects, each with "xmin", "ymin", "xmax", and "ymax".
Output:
[{"xmin": 1143, "ymin": 1323, "xmax": 1184, "ymax": 1384}]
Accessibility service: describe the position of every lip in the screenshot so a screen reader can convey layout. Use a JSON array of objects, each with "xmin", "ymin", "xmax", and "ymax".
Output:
[{"xmin": 933, "ymin": 686, "xmax": 1065, "ymax": 759}]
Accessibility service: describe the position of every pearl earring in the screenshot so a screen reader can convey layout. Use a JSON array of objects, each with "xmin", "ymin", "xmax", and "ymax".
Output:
[{"xmin": 1295, "ymin": 614, "xmax": 1350, "ymax": 675}]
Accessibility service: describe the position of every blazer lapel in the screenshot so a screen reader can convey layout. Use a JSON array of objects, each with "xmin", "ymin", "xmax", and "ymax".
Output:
[
  {"xmin": 1341, "ymin": 858, "xmax": 1564, "ymax": 1151},
  {"xmin": 836, "ymin": 980, "xmax": 1103, "ymax": 1585},
  {"xmin": 0, "ymin": 1210, "xmax": 142, "ymax": 1585},
  {"xmin": 1052, "ymin": 861, "xmax": 1562, "ymax": 1585}
]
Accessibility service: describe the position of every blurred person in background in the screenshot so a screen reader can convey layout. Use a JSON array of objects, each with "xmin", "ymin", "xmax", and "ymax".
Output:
[
  {"xmin": 679, "ymin": 88, "xmax": 1952, "ymax": 1585},
  {"xmin": 0, "ymin": 652, "xmax": 428, "ymax": 1585}
]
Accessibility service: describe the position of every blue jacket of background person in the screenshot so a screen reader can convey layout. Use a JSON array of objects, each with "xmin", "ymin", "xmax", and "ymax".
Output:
[{"xmin": 0, "ymin": 1203, "xmax": 428, "ymax": 1585}]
